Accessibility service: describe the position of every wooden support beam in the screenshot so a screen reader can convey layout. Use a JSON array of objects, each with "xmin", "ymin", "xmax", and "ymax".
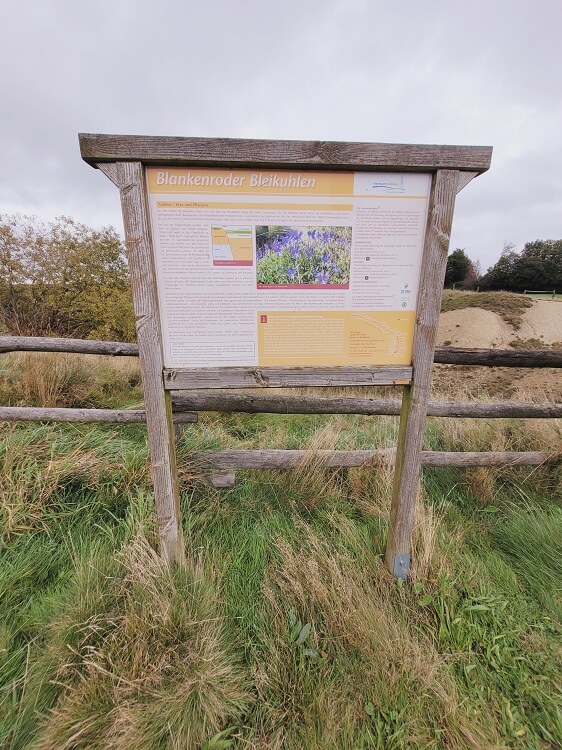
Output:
[
  {"xmin": 386, "ymin": 170, "xmax": 459, "ymax": 580},
  {"xmin": 99, "ymin": 161, "xmax": 186, "ymax": 568},
  {"xmin": 456, "ymin": 171, "xmax": 478, "ymax": 193},
  {"xmin": 163, "ymin": 365, "xmax": 412, "ymax": 390}
]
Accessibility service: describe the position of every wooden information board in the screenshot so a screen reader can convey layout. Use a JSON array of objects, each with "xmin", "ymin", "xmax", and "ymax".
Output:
[{"xmin": 80, "ymin": 134, "xmax": 492, "ymax": 578}]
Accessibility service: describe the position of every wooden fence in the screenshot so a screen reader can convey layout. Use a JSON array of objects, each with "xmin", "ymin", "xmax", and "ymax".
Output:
[{"xmin": 1, "ymin": 336, "xmax": 561, "ymax": 483}]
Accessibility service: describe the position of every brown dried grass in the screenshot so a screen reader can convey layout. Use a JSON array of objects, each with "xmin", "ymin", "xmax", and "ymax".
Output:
[
  {"xmin": 0, "ymin": 352, "xmax": 140, "ymax": 408},
  {"xmin": 32, "ymin": 534, "xmax": 251, "ymax": 750},
  {"xmin": 260, "ymin": 527, "xmax": 494, "ymax": 748}
]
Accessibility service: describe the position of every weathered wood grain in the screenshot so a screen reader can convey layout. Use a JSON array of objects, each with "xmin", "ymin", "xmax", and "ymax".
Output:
[
  {"xmin": 421, "ymin": 451, "xmax": 556, "ymax": 467},
  {"xmin": 456, "ymin": 171, "xmax": 478, "ymax": 193},
  {"xmin": 433, "ymin": 348, "xmax": 562, "ymax": 368},
  {"xmin": 0, "ymin": 406, "xmax": 197, "ymax": 424},
  {"xmin": 100, "ymin": 161, "xmax": 186, "ymax": 567},
  {"xmin": 3, "ymin": 337, "xmax": 560, "ymax": 368},
  {"xmin": 163, "ymin": 366, "xmax": 412, "ymax": 389},
  {"xmin": 2, "ymin": 397, "xmax": 558, "ymax": 425},
  {"xmin": 0, "ymin": 336, "xmax": 138, "ymax": 356},
  {"xmin": 192, "ymin": 449, "xmax": 556, "ymax": 470},
  {"xmin": 385, "ymin": 170, "xmax": 459, "ymax": 579},
  {"xmin": 79, "ymin": 134, "xmax": 492, "ymax": 173},
  {"xmin": 172, "ymin": 392, "xmax": 562, "ymax": 419}
]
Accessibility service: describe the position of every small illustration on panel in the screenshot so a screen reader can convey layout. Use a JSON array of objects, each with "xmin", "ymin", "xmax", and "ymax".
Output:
[{"xmin": 211, "ymin": 225, "xmax": 253, "ymax": 266}]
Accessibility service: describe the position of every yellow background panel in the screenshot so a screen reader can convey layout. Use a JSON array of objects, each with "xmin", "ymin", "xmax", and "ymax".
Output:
[
  {"xmin": 257, "ymin": 310, "xmax": 415, "ymax": 367},
  {"xmin": 148, "ymin": 167, "xmax": 354, "ymax": 196},
  {"xmin": 228, "ymin": 235, "xmax": 252, "ymax": 261}
]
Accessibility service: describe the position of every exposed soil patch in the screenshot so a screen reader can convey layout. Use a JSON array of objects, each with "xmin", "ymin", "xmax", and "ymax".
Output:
[
  {"xmin": 438, "ymin": 308, "xmax": 512, "ymax": 349},
  {"xmin": 432, "ymin": 364, "xmax": 562, "ymax": 401},
  {"xmin": 438, "ymin": 296, "xmax": 562, "ymax": 350},
  {"xmin": 516, "ymin": 301, "xmax": 562, "ymax": 344},
  {"xmin": 435, "ymin": 295, "xmax": 562, "ymax": 401},
  {"xmin": 441, "ymin": 290, "xmax": 533, "ymax": 327}
]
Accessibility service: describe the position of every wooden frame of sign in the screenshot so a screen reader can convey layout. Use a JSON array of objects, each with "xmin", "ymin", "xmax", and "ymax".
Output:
[{"xmin": 80, "ymin": 134, "xmax": 492, "ymax": 577}]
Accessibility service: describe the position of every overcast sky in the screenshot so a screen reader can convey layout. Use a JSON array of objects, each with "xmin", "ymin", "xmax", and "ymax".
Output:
[{"xmin": 1, "ymin": 0, "xmax": 560, "ymax": 271}]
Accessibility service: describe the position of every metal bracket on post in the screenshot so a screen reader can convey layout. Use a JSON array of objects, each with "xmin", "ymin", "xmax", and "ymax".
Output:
[{"xmin": 393, "ymin": 553, "xmax": 411, "ymax": 581}]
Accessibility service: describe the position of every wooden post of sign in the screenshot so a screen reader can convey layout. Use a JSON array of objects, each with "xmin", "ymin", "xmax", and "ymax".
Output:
[
  {"xmin": 98, "ymin": 161, "xmax": 185, "ymax": 567},
  {"xmin": 385, "ymin": 169, "xmax": 459, "ymax": 580}
]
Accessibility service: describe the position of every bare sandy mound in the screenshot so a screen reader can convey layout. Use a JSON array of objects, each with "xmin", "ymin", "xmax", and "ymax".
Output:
[
  {"xmin": 435, "ymin": 299, "xmax": 562, "ymax": 400},
  {"xmin": 438, "ymin": 299, "xmax": 562, "ymax": 349},
  {"xmin": 516, "ymin": 300, "xmax": 562, "ymax": 344},
  {"xmin": 437, "ymin": 308, "xmax": 512, "ymax": 349}
]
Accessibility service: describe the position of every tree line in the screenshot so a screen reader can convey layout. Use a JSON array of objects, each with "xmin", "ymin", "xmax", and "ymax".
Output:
[
  {"xmin": 445, "ymin": 240, "xmax": 562, "ymax": 292},
  {"xmin": 0, "ymin": 214, "xmax": 135, "ymax": 341}
]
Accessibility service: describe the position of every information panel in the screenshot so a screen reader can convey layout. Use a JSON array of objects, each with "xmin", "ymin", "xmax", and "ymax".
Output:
[{"xmin": 146, "ymin": 168, "xmax": 431, "ymax": 368}]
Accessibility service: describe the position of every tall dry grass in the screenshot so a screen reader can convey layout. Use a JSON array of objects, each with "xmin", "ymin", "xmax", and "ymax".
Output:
[
  {"xmin": 0, "ymin": 352, "xmax": 141, "ymax": 408},
  {"xmin": 22, "ymin": 534, "xmax": 251, "ymax": 750},
  {"xmin": 259, "ymin": 528, "xmax": 494, "ymax": 748}
]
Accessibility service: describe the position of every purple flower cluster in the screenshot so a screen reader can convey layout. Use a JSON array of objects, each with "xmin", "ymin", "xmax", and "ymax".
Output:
[{"xmin": 256, "ymin": 225, "xmax": 351, "ymax": 286}]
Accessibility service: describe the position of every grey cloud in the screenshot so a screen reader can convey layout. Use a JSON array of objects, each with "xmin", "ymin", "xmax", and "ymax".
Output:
[{"xmin": 1, "ymin": 0, "xmax": 561, "ymax": 271}]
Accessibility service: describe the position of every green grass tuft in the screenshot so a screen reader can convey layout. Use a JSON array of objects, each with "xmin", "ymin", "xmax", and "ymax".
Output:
[{"xmin": 1, "ymin": 351, "xmax": 561, "ymax": 748}]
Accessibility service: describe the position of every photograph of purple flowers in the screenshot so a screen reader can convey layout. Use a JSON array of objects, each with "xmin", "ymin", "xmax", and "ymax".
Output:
[{"xmin": 256, "ymin": 225, "xmax": 352, "ymax": 288}]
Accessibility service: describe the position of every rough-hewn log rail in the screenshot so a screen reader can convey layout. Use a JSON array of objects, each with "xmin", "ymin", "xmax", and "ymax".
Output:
[
  {"xmin": 0, "ymin": 406, "xmax": 197, "ymax": 424},
  {"xmin": 433, "ymin": 347, "xmax": 562, "ymax": 368},
  {"xmin": 194, "ymin": 449, "xmax": 558, "ymax": 470},
  {"xmin": 0, "ymin": 336, "xmax": 139, "ymax": 356},
  {"xmin": 1, "ymin": 399, "xmax": 558, "ymax": 424},
  {"xmin": 172, "ymin": 393, "xmax": 562, "ymax": 419},
  {"xmin": 2, "ymin": 337, "xmax": 560, "ymax": 368},
  {"xmin": 79, "ymin": 134, "xmax": 493, "ymax": 174}
]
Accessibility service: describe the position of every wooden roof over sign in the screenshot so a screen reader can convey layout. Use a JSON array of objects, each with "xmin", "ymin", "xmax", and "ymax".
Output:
[{"xmin": 79, "ymin": 133, "xmax": 492, "ymax": 174}]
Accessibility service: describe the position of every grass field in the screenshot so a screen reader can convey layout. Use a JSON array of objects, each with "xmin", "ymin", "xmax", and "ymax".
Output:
[{"xmin": 1, "ymin": 349, "xmax": 562, "ymax": 749}]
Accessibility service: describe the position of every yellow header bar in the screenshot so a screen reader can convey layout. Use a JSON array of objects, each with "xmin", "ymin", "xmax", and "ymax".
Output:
[{"xmin": 146, "ymin": 167, "xmax": 354, "ymax": 196}]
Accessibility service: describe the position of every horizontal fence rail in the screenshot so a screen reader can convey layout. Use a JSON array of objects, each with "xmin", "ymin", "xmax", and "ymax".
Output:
[
  {"xmin": 1, "ymin": 336, "xmax": 561, "ymax": 472},
  {"xmin": 1, "ymin": 399, "xmax": 560, "ymax": 425},
  {"xmin": 0, "ymin": 406, "xmax": 197, "ymax": 424},
  {"xmin": 1, "ymin": 398, "xmax": 560, "ymax": 425},
  {"xmin": 0, "ymin": 336, "xmax": 139, "ymax": 356},
  {"xmin": 193, "ymin": 449, "xmax": 560, "ymax": 470},
  {"xmin": 432, "ymin": 347, "xmax": 562, "ymax": 368},
  {"xmin": 172, "ymin": 392, "xmax": 562, "ymax": 419},
  {"xmin": 1, "ymin": 336, "xmax": 561, "ymax": 368}
]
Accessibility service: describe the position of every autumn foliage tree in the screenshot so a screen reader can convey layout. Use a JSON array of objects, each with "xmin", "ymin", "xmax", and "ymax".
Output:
[{"xmin": 0, "ymin": 214, "xmax": 136, "ymax": 340}]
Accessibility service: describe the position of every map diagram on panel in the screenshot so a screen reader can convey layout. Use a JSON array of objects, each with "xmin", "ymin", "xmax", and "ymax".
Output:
[{"xmin": 211, "ymin": 225, "xmax": 253, "ymax": 266}]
